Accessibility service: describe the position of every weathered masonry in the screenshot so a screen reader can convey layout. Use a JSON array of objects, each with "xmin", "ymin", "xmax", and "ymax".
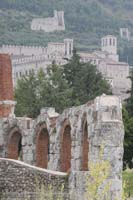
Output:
[{"xmin": 0, "ymin": 54, "xmax": 125, "ymax": 199}]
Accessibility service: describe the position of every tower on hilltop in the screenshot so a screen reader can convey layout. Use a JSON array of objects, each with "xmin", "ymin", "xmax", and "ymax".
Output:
[{"xmin": 54, "ymin": 10, "xmax": 65, "ymax": 28}]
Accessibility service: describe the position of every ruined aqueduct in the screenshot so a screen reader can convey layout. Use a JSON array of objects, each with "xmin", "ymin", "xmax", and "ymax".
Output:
[{"xmin": 0, "ymin": 54, "xmax": 124, "ymax": 199}]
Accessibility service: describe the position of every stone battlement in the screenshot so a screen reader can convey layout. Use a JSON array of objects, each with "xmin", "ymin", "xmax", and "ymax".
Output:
[
  {"xmin": 0, "ymin": 44, "xmax": 47, "ymax": 56},
  {"xmin": 12, "ymin": 54, "xmax": 66, "ymax": 65},
  {"xmin": 0, "ymin": 39, "xmax": 73, "ymax": 58}
]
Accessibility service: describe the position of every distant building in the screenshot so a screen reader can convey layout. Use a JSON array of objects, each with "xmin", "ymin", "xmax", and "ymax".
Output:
[
  {"xmin": 0, "ymin": 39, "xmax": 73, "ymax": 86},
  {"xmin": 120, "ymin": 28, "xmax": 130, "ymax": 41},
  {"xmin": 101, "ymin": 35, "xmax": 119, "ymax": 61},
  {"xmin": 0, "ymin": 35, "xmax": 131, "ymax": 100},
  {"xmin": 79, "ymin": 35, "xmax": 131, "ymax": 100},
  {"xmin": 31, "ymin": 10, "xmax": 65, "ymax": 32}
]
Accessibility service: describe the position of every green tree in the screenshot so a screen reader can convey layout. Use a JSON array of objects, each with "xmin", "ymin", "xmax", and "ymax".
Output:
[
  {"xmin": 126, "ymin": 69, "xmax": 133, "ymax": 117},
  {"xmin": 123, "ymin": 107, "xmax": 133, "ymax": 169},
  {"xmin": 15, "ymin": 65, "xmax": 73, "ymax": 118},
  {"xmin": 15, "ymin": 54, "xmax": 111, "ymax": 118},
  {"xmin": 47, "ymin": 62, "xmax": 73, "ymax": 113},
  {"xmin": 15, "ymin": 72, "xmax": 40, "ymax": 118},
  {"xmin": 64, "ymin": 50, "xmax": 111, "ymax": 105},
  {"xmin": 123, "ymin": 69, "xmax": 133, "ymax": 168}
]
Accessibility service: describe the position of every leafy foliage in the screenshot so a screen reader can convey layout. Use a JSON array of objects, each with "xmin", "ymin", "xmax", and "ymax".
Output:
[
  {"xmin": 123, "ymin": 108, "xmax": 133, "ymax": 169},
  {"xmin": 64, "ymin": 49, "xmax": 111, "ymax": 105},
  {"xmin": 15, "ymin": 72, "xmax": 40, "ymax": 118},
  {"xmin": 86, "ymin": 147, "xmax": 111, "ymax": 200},
  {"xmin": 85, "ymin": 145, "xmax": 129, "ymax": 200},
  {"xmin": 126, "ymin": 70, "xmax": 133, "ymax": 117},
  {"xmin": 15, "ymin": 65, "xmax": 73, "ymax": 117},
  {"xmin": 15, "ymin": 54, "xmax": 111, "ymax": 117},
  {"xmin": 123, "ymin": 69, "xmax": 133, "ymax": 169}
]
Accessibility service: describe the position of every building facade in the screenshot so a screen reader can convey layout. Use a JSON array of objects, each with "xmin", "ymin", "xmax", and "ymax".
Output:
[
  {"xmin": 0, "ymin": 35, "xmax": 131, "ymax": 100},
  {"xmin": 0, "ymin": 39, "xmax": 73, "ymax": 86},
  {"xmin": 79, "ymin": 35, "xmax": 131, "ymax": 100}
]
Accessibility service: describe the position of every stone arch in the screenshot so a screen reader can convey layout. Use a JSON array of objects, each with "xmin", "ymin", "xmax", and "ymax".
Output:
[
  {"xmin": 60, "ymin": 119, "xmax": 71, "ymax": 172},
  {"xmin": 81, "ymin": 118, "xmax": 89, "ymax": 171},
  {"xmin": 36, "ymin": 123, "xmax": 49, "ymax": 168},
  {"xmin": 8, "ymin": 127, "xmax": 22, "ymax": 160}
]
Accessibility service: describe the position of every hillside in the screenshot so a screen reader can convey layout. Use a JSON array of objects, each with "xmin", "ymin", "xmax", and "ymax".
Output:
[{"xmin": 0, "ymin": 0, "xmax": 133, "ymax": 51}]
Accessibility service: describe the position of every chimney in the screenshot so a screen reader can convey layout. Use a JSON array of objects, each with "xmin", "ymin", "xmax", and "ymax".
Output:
[{"xmin": 0, "ymin": 54, "xmax": 16, "ymax": 117}]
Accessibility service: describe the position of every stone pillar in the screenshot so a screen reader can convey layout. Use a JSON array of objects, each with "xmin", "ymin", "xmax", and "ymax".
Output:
[
  {"xmin": 90, "ymin": 95, "xmax": 124, "ymax": 199},
  {"xmin": 68, "ymin": 95, "xmax": 124, "ymax": 200},
  {"xmin": 0, "ymin": 54, "xmax": 16, "ymax": 117}
]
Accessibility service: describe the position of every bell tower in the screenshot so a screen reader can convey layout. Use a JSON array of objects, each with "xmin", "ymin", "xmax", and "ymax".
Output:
[
  {"xmin": 101, "ymin": 35, "xmax": 119, "ymax": 61},
  {"xmin": 0, "ymin": 54, "xmax": 16, "ymax": 117}
]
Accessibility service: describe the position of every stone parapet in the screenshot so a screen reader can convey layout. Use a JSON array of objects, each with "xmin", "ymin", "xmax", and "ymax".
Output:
[{"xmin": 0, "ymin": 158, "xmax": 68, "ymax": 200}]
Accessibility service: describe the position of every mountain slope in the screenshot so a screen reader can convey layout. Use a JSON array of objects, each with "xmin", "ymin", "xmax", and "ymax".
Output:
[{"xmin": 0, "ymin": 0, "xmax": 133, "ymax": 50}]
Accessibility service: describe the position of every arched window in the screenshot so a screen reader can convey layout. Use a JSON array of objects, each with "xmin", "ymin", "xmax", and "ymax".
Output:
[
  {"xmin": 8, "ymin": 129, "xmax": 22, "ymax": 160},
  {"xmin": 60, "ymin": 120, "xmax": 71, "ymax": 172},
  {"xmin": 82, "ymin": 121, "xmax": 89, "ymax": 171},
  {"xmin": 36, "ymin": 124, "xmax": 49, "ymax": 168}
]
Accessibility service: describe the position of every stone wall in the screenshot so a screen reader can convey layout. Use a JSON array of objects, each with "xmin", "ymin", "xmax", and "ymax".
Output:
[
  {"xmin": 0, "ymin": 45, "xmax": 47, "ymax": 56},
  {"xmin": 0, "ymin": 158, "xmax": 68, "ymax": 200},
  {"xmin": 0, "ymin": 95, "xmax": 125, "ymax": 200},
  {"xmin": 0, "ymin": 52, "xmax": 125, "ymax": 200}
]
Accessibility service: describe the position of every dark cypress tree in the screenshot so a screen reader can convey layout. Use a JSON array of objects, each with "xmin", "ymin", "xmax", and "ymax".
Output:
[
  {"xmin": 123, "ymin": 69, "xmax": 133, "ymax": 169},
  {"xmin": 64, "ymin": 49, "xmax": 111, "ymax": 105},
  {"xmin": 126, "ymin": 69, "xmax": 133, "ymax": 117}
]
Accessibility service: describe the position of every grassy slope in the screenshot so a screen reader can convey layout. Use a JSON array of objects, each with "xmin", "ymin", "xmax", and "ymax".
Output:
[{"xmin": 0, "ymin": 0, "xmax": 133, "ymax": 50}]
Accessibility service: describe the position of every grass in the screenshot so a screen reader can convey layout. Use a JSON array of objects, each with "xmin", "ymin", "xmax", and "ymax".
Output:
[{"xmin": 123, "ymin": 169, "xmax": 133, "ymax": 197}]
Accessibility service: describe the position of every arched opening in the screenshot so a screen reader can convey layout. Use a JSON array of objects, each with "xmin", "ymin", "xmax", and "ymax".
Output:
[
  {"xmin": 82, "ymin": 121, "xmax": 89, "ymax": 171},
  {"xmin": 8, "ymin": 130, "xmax": 22, "ymax": 160},
  {"xmin": 36, "ymin": 127, "xmax": 49, "ymax": 168},
  {"xmin": 61, "ymin": 121, "xmax": 71, "ymax": 172}
]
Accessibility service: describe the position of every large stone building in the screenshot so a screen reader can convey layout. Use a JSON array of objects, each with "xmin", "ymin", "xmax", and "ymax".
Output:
[
  {"xmin": 31, "ymin": 10, "xmax": 65, "ymax": 32},
  {"xmin": 79, "ymin": 35, "xmax": 131, "ymax": 100},
  {"xmin": 0, "ymin": 35, "xmax": 131, "ymax": 100},
  {"xmin": 0, "ymin": 39, "xmax": 73, "ymax": 86},
  {"xmin": 0, "ymin": 55, "xmax": 125, "ymax": 199}
]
